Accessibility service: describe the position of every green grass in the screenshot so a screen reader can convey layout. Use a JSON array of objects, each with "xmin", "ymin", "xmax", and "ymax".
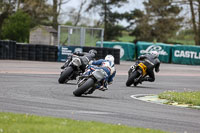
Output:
[
  {"xmin": 0, "ymin": 112, "xmax": 167, "ymax": 133},
  {"xmin": 117, "ymin": 31, "xmax": 135, "ymax": 43},
  {"xmin": 158, "ymin": 91, "xmax": 200, "ymax": 106},
  {"xmin": 118, "ymin": 35, "xmax": 134, "ymax": 43},
  {"xmin": 167, "ymin": 38, "xmax": 195, "ymax": 45},
  {"xmin": 168, "ymin": 30, "xmax": 195, "ymax": 45},
  {"xmin": 118, "ymin": 31, "xmax": 196, "ymax": 45}
]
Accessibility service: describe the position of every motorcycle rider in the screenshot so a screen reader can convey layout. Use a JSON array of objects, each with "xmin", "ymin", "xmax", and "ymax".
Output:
[
  {"xmin": 61, "ymin": 49, "xmax": 97, "ymax": 72},
  {"xmin": 89, "ymin": 54, "xmax": 116, "ymax": 91},
  {"xmin": 128, "ymin": 51, "xmax": 160, "ymax": 84}
]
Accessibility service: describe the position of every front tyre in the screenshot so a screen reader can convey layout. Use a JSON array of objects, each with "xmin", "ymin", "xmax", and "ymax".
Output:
[
  {"xmin": 73, "ymin": 78, "xmax": 95, "ymax": 97},
  {"xmin": 126, "ymin": 71, "xmax": 140, "ymax": 86},
  {"xmin": 58, "ymin": 67, "xmax": 73, "ymax": 84}
]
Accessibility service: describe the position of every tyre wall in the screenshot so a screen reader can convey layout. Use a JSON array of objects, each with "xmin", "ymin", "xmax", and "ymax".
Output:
[
  {"xmin": 0, "ymin": 40, "xmax": 120, "ymax": 64},
  {"xmin": 0, "ymin": 40, "xmax": 58, "ymax": 62},
  {"xmin": 57, "ymin": 46, "xmax": 120, "ymax": 64},
  {"xmin": 96, "ymin": 41, "xmax": 135, "ymax": 61},
  {"xmin": 1, "ymin": 40, "xmax": 200, "ymax": 65},
  {"xmin": 0, "ymin": 40, "xmax": 16, "ymax": 60}
]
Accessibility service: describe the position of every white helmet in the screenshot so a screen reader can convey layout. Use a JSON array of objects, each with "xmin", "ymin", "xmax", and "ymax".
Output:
[
  {"xmin": 150, "ymin": 51, "xmax": 159, "ymax": 58},
  {"xmin": 105, "ymin": 55, "xmax": 114, "ymax": 63}
]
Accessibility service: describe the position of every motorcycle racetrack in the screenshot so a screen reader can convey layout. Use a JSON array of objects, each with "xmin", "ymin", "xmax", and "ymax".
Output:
[{"xmin": 0, "ymin": 60, "xmax": 200, "ymax": 133}]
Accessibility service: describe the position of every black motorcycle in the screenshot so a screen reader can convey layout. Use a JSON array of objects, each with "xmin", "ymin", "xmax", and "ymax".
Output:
[
  {"xmin": 73, "ymin": 65, "xmax": 108, "ymax": 97},
  {"xmin": 126, "ymin": 62, "xmax": 147, "ymax": 87},
  {"xmin": 58, "ymin": 55, "xmax": 83, "ymax": 84}
]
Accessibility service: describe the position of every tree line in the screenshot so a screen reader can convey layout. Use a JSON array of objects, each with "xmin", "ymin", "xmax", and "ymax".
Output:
[{"xmin": 0, "ymin": 0, "xmax": 199, "ymax": 45}]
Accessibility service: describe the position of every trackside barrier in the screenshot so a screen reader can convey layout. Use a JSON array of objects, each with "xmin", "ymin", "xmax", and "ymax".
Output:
[
  {"xmin": 136, "ymin": 41, "xmax": 172, "ymax": 63},
  {"xmin": 0, "ymin": 40, "xmax": 58, "ymax": 62},
  {"xmin": 0, "ymin": 40, "xmax": 16, "ymax": 59},
  {"xmin": 1, "ymin": 40, "xmax": 200, "ymax": 65},
  {"xmin": 57, "ymin": 45, "xmax": 120, "ymax": 64},
  {"xmin": 172, "ymin": 45, "xmax": 200, "ymax": 65},
  {"xmin": 96, "ymin": 41, "xmax": 135, "ymax": 61},
  {"xmin": 58, "ymin": 46, "xmax": 83, "ymax": 62},
  {"xmin": 137, "ymin": 41, "xmax": 200, "ymax": 65},
  {"xmin": 16, "ymin": 43, "xmax": 58, "ymax": 62}
]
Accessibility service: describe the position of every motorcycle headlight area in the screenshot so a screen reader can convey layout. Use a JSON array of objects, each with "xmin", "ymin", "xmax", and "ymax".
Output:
[
  {"xmin": 72, "ymin": 58, "xmax": 82, "ymax": 67},
  {"xmin": 92, "ymin": 69, "xmax": 108, "ymax": 81}
]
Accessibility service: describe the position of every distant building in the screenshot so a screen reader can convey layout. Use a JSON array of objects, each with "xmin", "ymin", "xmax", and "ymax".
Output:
[{"xmin": 29, "ymin": 25, "xmax": 58, "ymax": 45}]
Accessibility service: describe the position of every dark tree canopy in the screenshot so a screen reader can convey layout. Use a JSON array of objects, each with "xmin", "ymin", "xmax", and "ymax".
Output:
[
  {"xmin": 0, "ymin": 0, "xmax": 199, "ymax": 45},
  {"xmin": 127, "ymin": 0, "xmax": 183, "ymax": 42},
  {"xmin": 86, "ymin": 0, "xmax": 128, "ymax": 41},
  {"xmin": 1, "ymin": 10, "xmax": 31, "ymax": 42}
]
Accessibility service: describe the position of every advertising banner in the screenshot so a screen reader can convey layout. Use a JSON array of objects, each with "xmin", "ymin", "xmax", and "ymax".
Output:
[
  {"xmin": 136, "ymin": 41, "xmax": 172, "ymax": 63},
  {"xmin": 172, "ymin": 45, "xmax": 200, "ymax": 65},
  {"xmin": 57, "ymin": 46, "xmax": 83, "ymax": 62},
  {"xmin": 96, "ymin": 41, "xmax": 135, "ymax": 61}
]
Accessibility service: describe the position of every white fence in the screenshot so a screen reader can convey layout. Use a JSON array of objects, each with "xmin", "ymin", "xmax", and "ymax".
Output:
[{"xmin": 58, "ymin": 25, "xmax": 104, "ymax": 47}]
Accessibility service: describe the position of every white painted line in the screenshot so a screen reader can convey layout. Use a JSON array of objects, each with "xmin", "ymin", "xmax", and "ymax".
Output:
[
  {"xmin": 75, "ymin": 111, "xmax": 114, "ymax": 115},
  {"xmin": 130, "ymin": 94, "xmax": 168, "ymax": 105},
  {"xmin": 130, "ymin": 94, "xmax": 200, "ymax": 109}
]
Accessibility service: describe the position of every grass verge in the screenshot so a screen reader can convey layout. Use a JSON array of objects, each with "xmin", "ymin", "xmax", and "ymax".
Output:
[
  {"xmin": 158, "ymin": 91, "xmax": 200, "ymax": 106},
  {"xmin": 0, "ymin": 112, "xmax": 167, "ymax": 133}
]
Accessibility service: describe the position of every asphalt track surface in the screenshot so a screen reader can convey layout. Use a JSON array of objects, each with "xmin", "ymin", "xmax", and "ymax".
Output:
[{"xmin": 0, "ymin": 60, "xmax": 200, "ymax": 133}]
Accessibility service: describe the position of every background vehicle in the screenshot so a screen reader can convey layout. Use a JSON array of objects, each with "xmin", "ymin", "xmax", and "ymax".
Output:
[
  {"xmin": 73, "ymin": 65, "xmax": 108, "ymax": 96},
  {"xmin": 58, "ymin": 55, "xmax": 82, "ymax": 84},
  {"xmin": 126, "ymin": 62, "xmax": 147, "ymax": 87}
]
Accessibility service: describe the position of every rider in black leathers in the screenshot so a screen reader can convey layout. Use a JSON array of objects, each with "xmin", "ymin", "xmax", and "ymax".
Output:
[
  {"xmin": 129, "ymin": 51, "xmax": 160, "ymax": 83},
  {"xmin": 61, "ymin": 49, "xmax": 97, "ymax": 72}
]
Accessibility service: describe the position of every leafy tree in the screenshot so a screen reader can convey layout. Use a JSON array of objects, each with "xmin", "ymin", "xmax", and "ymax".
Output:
[
  {"xmin": 86, "ymin": 0, "xmax": 128, "ymax": 41},
  {"xmin": 52, "ymin": 0, "xmax": 71, "ymax": 30},
  {"xmin": 0, "ymin": 0, "xmax": 17, "ymax": 37},
  {"xmin": 188, "ymin": 0, "xmax": 200, "ymax": 45},
  {"xmin": 0, "ymin": 0, "xmax": 54, "ymax": 38},
  {"xmin": 20, "ymin": 0, "xmax": 52, "ymax": 27},
  {"xmin": 128, "ymin": 0, "xmax": 183, "ymax": 42},
  {"xmin": 169, "ymin": 0, "xmax": 200, "ymax": 45},
  {"xmin": 1, "ymin": 10, "xmax": 31, "ymax": 42},
  {"xmin": 125, "ymin": 9, "xmax": 153, "ymax": 41}
]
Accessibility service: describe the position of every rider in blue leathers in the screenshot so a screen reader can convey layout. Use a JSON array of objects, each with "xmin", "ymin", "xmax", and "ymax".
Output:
[{"xmin": 88, "ymin": 55, "xmax": 116, "ymax": 91}]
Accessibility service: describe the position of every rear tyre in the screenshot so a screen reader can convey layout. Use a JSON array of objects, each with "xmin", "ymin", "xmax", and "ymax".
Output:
[
  {"xmin": 126, "ymin": 71, "xmax": 140, "ymax": 86},
  {"xmin": 73, "ymin": 78, "xmax": 95, "ymax": 97},
  {"xmin": 58, "ymin": 67, "xmax": 73, "ymax": 84}
]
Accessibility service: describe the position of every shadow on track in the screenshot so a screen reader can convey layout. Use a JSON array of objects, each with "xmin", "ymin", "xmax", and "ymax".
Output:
[
  {"xmin": 72, "ymin": 95, "xmax": 111, "ymax": 99},
  {"xmin": 126, "ymin": 85, "xmax": 157, "ymax": 89}
]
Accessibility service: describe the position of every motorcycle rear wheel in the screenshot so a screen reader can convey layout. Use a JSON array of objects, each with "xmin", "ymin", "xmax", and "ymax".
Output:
[
  {"xmin": 73, "ymin": 78, "xmax": 95, "ymax": 97},
  {"xmin": 126, "ymin": 71, "xmax": 140, "ymax": 86},
  {"xmin": 58, "ymin": 67, "xmax": 73, "ymax": 84}
]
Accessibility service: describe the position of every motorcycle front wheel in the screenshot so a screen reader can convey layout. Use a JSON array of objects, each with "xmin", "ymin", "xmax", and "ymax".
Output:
[
  {"xmin": 73, "ymin": 78, "xmax": 95, "ymax": 97},
  {"xmin": 126, "ymin": 71, "xmax": 140, "ymax": 87},
  {"xmin": 58, "ymin": 67, "xmax": 73, "ymax": 84}
]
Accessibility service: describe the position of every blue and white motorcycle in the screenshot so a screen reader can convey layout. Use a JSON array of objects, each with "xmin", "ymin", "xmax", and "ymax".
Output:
[{"xmin": 73, "ymin": 65, "xmax": 108, "ymax": 97}]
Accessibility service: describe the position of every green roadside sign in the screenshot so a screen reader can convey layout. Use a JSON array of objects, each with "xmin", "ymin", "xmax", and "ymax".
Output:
[
  {"xmin": 96, "ymin": 41, "xmax": 135, "ymax": 61},
  {"xmin": 172, "ymin": 45, "xmax": 200, "ymax": 65},
  {"xmin": 136, "ymin": 41, "xmax": 172, "ymax": 63}
]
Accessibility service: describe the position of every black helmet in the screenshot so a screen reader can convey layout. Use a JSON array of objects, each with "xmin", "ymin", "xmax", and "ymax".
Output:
[{"xmin": 89, "ymin": 49, "xmax": 97, "ymax": 56}]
